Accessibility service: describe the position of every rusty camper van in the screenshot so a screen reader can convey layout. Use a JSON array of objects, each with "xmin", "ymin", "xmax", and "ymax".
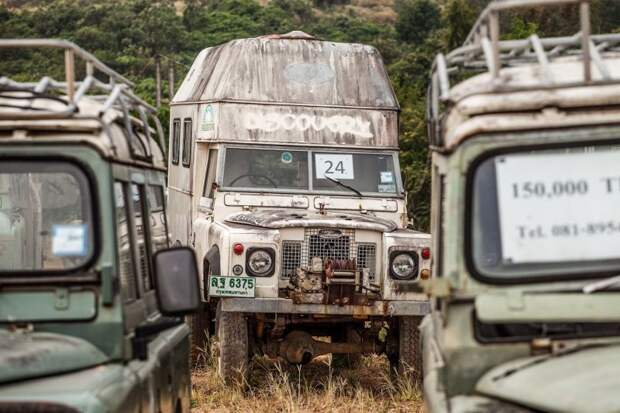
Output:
[{"xmin": 168, "ymin": 31, "xmax": 431, "ymax": 383}]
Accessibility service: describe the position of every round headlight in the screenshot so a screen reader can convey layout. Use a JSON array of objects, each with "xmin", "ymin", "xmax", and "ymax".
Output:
[
  {"xmin": 390, "ymin": 253, "xmax": 416, "ymax": 280},
  {"xmin": 247, "ymin": 249, "xmax": 274, "ymax": 276}
]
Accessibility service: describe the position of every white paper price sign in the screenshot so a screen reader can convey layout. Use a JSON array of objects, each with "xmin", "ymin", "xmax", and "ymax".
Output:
[
  {"xmin": 315, "ymin": 154, "xmax": 354, "ymax": 179},
  {"xmin": 495, "ymin": 148, "xmax": 620, "ymax": 264}
]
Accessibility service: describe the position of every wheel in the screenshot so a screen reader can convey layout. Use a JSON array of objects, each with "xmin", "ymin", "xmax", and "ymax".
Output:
[
  {"xmin": 188, "ymin": 304, "xmax": 212, "ymax": 365},
  {"xmin": 393, "ymin": 316, "xmax": 423, "ymax": 388},
  {"xmin": 215, "ymin": 301, "xmax": 249, "ymax": 384}
]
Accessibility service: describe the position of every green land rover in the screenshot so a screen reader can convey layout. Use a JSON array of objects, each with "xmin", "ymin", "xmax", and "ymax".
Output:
[
  {"xmin": 0, "ymin": 40, "xmax": 200, "ymax": 413},
  {"xmin": 423, "ymin": 1, "xmax": 620, "ymax": 412}
]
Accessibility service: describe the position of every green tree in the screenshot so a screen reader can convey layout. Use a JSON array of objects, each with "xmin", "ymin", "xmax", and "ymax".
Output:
[{"xmin": 395, "ymin": 0, "xmax": 440, "ymax": 44}]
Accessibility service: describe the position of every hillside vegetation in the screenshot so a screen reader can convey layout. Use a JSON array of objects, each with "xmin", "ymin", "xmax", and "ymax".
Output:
[{"xmin": 1, "ymin": 0, "xmax": 619, "ymax": 229}]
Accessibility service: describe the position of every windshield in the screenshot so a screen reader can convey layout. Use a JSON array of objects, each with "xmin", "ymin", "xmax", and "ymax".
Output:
[
  {"xmin": 471, "ymin": 145, "xmax": 620, "ymax": 281},
  {"xmin": 0, "ymin": 161, "xmax": 94, "ymax": 272},
  {"xmin": 222, "ymin": 147, "xmax": 399, "ymax": 195}
]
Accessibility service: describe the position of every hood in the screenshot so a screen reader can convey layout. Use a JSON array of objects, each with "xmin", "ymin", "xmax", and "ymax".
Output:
[
  {"xmin": 0, "ymin": 330, "xmax": 109, "ymax": 385},
  {"xmin": 476, "ymin": 344, "xmax": 620, "ymax": 413},
  {"xmin": 225, "ymin": 209, "xmax": 398, "ymax": 232}
]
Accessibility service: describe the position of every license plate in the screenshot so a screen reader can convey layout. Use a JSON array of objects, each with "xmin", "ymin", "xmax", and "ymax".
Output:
[{"xmin": 208, "ymin": 275, "xmax": 255, "ymax": 298}]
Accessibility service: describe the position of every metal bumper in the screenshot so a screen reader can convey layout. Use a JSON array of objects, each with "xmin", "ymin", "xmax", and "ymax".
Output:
[{"xmin": 220, "ymin": 297, "xmax": 430, "ymax": 316}]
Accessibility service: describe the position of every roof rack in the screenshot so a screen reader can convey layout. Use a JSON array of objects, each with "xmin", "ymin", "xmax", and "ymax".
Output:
[
  {"xmin": 427, "ymin": 0, "xmax": 620, "ymax": 148},
  {"xmin": 430, "ymin": 0, "xmax": 620, "ymax": 102},
  {"xmin": 0, "ymin": 39, "xmax": 166, "ymax": 159}
]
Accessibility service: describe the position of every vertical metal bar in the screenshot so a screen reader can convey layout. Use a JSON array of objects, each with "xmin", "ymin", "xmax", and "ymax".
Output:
[
  {"xmin": 489, "ymin": 11, "xmax": 501, "ymax": 79},
  {"xmin": 530, "ymin": 34, "xmax": 553, "ymax": 84},
  {"xmin": 436, "ymin": 54, "xmax": 450, "ymax": 100},
  {"xmin": 86, "ymin": 61, "xmax": 94, "ymax": 77},
  {"xmin": 64, "ymin": 49, "xmax": 75, "ymax": 102},
  {"xmin": 581, "ymin": 1, "xmax": 592, "ymax": 83}
]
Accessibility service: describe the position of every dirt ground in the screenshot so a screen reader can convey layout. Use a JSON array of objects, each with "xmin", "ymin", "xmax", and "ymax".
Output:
[{"xmin": 191, "ymin": 354, "xmax": 426, "ymax": 413}]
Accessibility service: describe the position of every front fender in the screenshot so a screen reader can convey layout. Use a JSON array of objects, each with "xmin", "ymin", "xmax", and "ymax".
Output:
[{"xmin": 421, "ymin": 313, "xmax": 450, "ymax": 413}]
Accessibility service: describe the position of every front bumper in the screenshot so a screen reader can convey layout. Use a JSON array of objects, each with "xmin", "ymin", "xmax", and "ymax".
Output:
[{"xmin": 220, "ymin": 297, "xmax": 430, "ymax": 316}]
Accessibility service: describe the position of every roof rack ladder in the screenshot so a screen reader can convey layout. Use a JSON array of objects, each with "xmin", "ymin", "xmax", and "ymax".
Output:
[{"xmin": 476, "ymin": 0, "xmax": 593, "ymax": 84}]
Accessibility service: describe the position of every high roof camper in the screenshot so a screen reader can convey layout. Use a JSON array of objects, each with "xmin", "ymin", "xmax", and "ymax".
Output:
[{"xmin": 169, "ymin": 31, "xmax": 431, "ymax": 384}]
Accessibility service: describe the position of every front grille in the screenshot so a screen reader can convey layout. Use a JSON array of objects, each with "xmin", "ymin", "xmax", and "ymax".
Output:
[
  {"xmin": 357, "ymin": 243, "xmax": 377, "ymax": 281},
  {"xmin": 307, "ymin": 228, "xmax": 354, "ymax": 262},
  {"xmin": 281, "ymin": 228, "xmax": 376, "ymax": 278},
  {"xmin": 139, "ymin": 243, "xmax": 150, "ymax": 290},
  {"xmin": 282, "ymin": 241, "xmax": 302, "ymax": 278}
]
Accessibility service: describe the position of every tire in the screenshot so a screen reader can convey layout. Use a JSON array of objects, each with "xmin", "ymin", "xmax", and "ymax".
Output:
[
  {"xmin": 215, "ymin": 301, "xmax": 249, "ymax": 384},
  {"xmin": 188, "ymin": 305, "xmax": 212, "ymax": 366},
  {"xmin": 395, "ymin": 316, "xmax": 423, "ymax": 388}
]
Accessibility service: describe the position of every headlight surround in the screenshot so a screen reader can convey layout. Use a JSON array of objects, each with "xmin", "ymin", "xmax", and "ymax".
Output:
[
  {"xmin": 389, "ymin": 251, "xmax": 418, "ymax": 280},
  {"xmin": 246, "ymin": 248, "xmax": 275, "ymax": 277}
]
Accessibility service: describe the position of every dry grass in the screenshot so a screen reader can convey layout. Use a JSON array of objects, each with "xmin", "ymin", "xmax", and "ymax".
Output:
[{"xmin": 191, "ymin": 351, "xmax": 426, "ymax": 413}]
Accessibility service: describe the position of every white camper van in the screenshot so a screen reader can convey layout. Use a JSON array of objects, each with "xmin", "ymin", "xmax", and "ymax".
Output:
[{"xmin": 168, "ymin": 31, "xmax": 431, "ymax": 384}]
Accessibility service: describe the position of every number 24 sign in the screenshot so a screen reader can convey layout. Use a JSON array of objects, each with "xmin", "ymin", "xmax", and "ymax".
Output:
[{"xmin": 315, "ymin": 154, "xmax": 354, "ymax": 179}]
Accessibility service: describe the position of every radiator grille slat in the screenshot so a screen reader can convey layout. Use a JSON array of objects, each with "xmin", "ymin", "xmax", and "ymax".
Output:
[
  {"xmin": 282, "ymin": 242, "xmax": 302, "ymax": 278},
  {"xmin": 357, "ymin": 243, "xmax": 377, "ymax": 281}
]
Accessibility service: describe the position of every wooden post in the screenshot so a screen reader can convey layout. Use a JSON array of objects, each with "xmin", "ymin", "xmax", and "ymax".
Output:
[
  {"xmin": 155, "ymin": 54, "xmax": 162, "ymax": 108},
  {"xmin": 168, "ymin": 60, "xmax": 175, "ymax": 100}
]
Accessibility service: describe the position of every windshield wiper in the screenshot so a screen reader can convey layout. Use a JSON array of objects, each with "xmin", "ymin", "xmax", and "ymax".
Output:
[
  {"xmin": 325, "ymin": 176, "xmax": 362, "ymax": 198},
  {"xmin": 583, "ymin": 274, "xmax": 620, "ymax": 294}
]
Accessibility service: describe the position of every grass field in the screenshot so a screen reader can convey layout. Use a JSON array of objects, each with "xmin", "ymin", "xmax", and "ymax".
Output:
[{"xmin": 191, "ymin": 354, "xmax": 425, "ymax": 413}]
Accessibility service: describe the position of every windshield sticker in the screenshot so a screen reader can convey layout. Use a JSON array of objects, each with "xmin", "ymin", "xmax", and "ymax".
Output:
[
  {"xmin": 380, "ymin": 171, "xmax": 394, "ymax": 183},
  {"xmin": 281, "ymin": 151, "xmax": 293, "ymax": 164},
  {"xmin": 52, "ymin": 224, "xmax": 88, "ymax": 257},
  {"xmin": 378, "ymin": 184, "xmax": 396, "ymax": 193},
  {"xmin": 495, "ymin": 149, "xmax": 620, "ymax": 264},
  {"xmin": 315, "ymin": 154, "xmax": 354, "ymax": 180},
  {"xmin": 200, "ymin": 104, "xmax": 215, "ymax": 132}
]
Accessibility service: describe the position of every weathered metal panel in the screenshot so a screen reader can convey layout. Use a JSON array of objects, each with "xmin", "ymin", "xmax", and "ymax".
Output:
[
  {"xmin": 174, "ymin": 32, "xmax": 400, "ymax": 148},
  {"xmin": 174, "ymin": 32, "xmax": 398, "ymax": 109},
  {"xmin": 220, "ymin": 297, "xmax": 430, "ymax": 315},
  {"xmin": 196, "ymin": 102, "xmax": 397, "ymax": 147}
]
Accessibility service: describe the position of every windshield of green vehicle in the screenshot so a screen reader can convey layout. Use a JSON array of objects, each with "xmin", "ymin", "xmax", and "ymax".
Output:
[
  {"xmin": 0, "ymin": 161, "xmax": 94, "ymax": 272},
  {"xmin": 222, "ymin": 148, "xmax": 399, "ymax": 195},
  {"xmin": 471, "ymin": 145, "xmax": 620, "ymax": 281}
]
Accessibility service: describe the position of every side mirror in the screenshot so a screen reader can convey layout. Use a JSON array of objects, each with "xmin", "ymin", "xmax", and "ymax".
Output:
[{"xmin": 152, "ymin": 247, "xmax": 200, "ymax": 316}]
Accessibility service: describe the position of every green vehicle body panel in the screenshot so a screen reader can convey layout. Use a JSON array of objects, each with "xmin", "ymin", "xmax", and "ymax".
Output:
[
  {"xmin": 476, "ymin": 344, "xmax": 620, "ymax": 413},
  {"xmin": 0, "ymin": 331, "xmax": 109, "ymax": 385},
  {"xmin": 0, "ymin": 143, "xmax": 191, "ymax": 412},
  {"xmin": 423, "ymin": 125, "xmax": 620, "ymax": 412}
]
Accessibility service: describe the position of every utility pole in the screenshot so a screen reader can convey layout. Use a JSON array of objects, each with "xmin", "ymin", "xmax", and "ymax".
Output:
[
  {"xmin": 168, "ymin": 60, "xmax": 175, "ymax": 100},
  {"xmin": 155, "ymin": 54, "xmax": 162, "ymax": 108}
]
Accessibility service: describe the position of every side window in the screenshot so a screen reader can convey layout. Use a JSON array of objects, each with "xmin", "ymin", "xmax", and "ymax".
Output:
[
  {"xmin": 114, "ymin": 182, "xmax": 138, "ymax": 302},
  {"xmin": 202, "ymin": 149, "xmax": 219, "ymax": 198},
  {"xmin": 131, "ymin": 184, "xmax": 153, "ymax": 292},
  {"xmin": 171, "ymin": 119, "xmax": 180, "ymax": 165},
  {"xmin": 182, "ymin": 118, "xmax": 193, "ymax": 168},
  {"xmin": 146, "ymin": 185, "xmax": 169, "ymax": 252}
]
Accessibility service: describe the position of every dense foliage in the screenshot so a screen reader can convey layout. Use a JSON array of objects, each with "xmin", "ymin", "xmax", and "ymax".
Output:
[{"xmin": 1, "ymin": 0, "xmax": 619, "ymax": 229}]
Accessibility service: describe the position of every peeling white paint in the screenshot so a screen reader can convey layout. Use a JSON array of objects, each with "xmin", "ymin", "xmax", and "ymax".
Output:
[{"xmin": 244, "ymin": 112, "xmax": 373, "ymax": 138}]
